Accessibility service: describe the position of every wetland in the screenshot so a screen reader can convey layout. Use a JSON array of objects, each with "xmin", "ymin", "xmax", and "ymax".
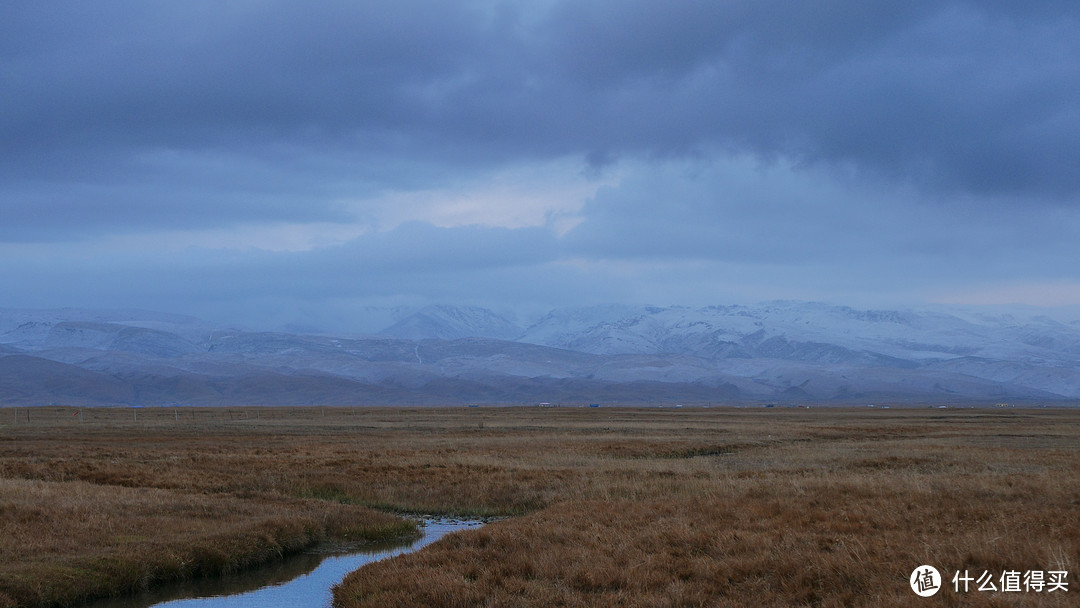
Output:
[{"xmin": 2, "ymin": 405, "xmax": 1078, "ymax": 607}]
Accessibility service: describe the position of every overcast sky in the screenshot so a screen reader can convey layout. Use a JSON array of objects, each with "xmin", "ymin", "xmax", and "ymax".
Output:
[{"xmin": 3, "ymin": 1, "xmax": 1080, "ymax": 330}]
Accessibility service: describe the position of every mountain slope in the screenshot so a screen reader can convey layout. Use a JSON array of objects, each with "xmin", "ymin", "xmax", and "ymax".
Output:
[
  {"xmin": 379, "ymin": 305, "xmax": 524, "ymax": 341},
  {"xmin": 1, "ymin": 303, "xmax": 1078, "ymax": 405}
]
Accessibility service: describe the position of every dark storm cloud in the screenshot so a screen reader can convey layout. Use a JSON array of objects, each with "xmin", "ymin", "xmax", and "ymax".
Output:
[
  {"xmin": 4, "ymin": 1, "xmax": 1080, "ymax": 238},
  {"xmin": 4, "ymin": 0, "xmax": 1080, "ymax": 321},
  {"xmin": 534, "ymin": 0, "xmax": 1080, "ymax": 198},
  {"xmin": 1, "ymin": 1, "xmax": 501, "ymax": 236},
  {"xmin": 0, "ymin": 1, "xmax": 485, "ymax": 145},
  {"xmin": 560, "ymin": 156, "xmax": 1080, "ymax": 285}
]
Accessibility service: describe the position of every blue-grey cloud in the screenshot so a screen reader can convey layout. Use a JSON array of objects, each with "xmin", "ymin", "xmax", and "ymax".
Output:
[
  {"xmin": 3, "ymin": 1, "xmax": 1080, "ymax": 324},
  {"xmin": 4, "ymin": 2, "xmax": 1079, "ymax": 221},
  {"xmin": 0, "ymin": 221, "xmax": 564, "ymax": 307},
  {"xmin": 561, "ymin": 157, "xmax": 1080, "ymax": 285}
]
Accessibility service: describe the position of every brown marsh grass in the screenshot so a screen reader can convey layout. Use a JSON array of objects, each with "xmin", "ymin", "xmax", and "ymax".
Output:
[
  {"xmin": 0, "ymin": 478, "xmax": 411, "ymax": 607},
  {"xmin": 2, "ymin": 405, "xmax": 1079, "ymax": 607}
]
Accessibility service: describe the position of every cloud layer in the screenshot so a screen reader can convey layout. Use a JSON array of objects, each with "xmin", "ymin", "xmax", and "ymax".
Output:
[{"xmin": 3, "ymin": 1, "xmax": 1080, "ymax": 326}]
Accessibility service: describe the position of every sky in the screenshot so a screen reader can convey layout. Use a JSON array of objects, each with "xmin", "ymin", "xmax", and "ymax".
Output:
[{"xmin": 3, "ymin": 1, "xmax": 1080, "ymax": 331}]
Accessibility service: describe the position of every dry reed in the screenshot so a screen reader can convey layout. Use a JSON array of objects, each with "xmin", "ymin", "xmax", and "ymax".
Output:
[{"xmin": 2, "ymin": 406, "xmax": 1078, "ymax": 607}]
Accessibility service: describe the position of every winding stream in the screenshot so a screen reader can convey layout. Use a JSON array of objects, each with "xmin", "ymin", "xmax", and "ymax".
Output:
[{"xmin": 85, "ymin": 518, "xmax": 485, "ymax": 608}]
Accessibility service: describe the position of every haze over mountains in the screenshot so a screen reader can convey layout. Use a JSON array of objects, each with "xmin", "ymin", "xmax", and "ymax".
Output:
[{"xmin": 2, "ymin": 303, "xmax": 1079, "ymax": 406}]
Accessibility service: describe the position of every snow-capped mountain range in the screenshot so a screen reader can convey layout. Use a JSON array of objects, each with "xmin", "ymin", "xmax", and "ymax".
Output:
[{"xmin": 2, "ymin": 302, "xmax": 1078, "ymax": 406}]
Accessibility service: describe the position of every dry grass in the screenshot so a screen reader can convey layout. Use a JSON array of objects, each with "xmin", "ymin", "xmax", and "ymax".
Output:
[
  {"xmin": 2, "ymin": 406, "xmax": 1079, "ymax": 607},
  {"xmin": 0, "ymin": 478, "xmax": 412, "ymax": 607}
]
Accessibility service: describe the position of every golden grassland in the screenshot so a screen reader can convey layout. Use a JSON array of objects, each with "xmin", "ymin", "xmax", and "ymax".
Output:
[{"xmin": 1, "ymin": 405, "xmax": 1078, "ymax": 607}]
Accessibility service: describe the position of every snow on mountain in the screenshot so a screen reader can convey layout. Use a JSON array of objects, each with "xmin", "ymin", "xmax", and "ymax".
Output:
[
  {"xmin": 0, "ymin": 308, "xmax": 214, "ymax": 350},
  {"xmin": 2, "ymin": 303, "xmax": 1078, "ymax": 404},
  {"xmin": 512, "ymin": 302, "xmax": 1080, "ymax": 399},
  {"xmin": 378, "ymin": 305, "xmax": 524, "ymax": 341},
  {"xmin": 35, "ymin": 322, "xmax": 204, "ymax": 359},
  {"xmin": 519, "ymin": 302, "xmax": 1080, "ymax": 364}
]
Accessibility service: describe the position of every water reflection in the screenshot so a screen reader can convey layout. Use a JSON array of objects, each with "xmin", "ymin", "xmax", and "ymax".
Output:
[{"xmin": 85, "ymin": 519, "xmax": 485, "ymax": 608}]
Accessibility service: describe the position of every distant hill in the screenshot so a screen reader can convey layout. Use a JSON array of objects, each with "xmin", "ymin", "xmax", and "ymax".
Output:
[
  {"xmin": 379, "ymin": 305, "xmax": 524, "ymax": 341},
  {"xmin": 1, "ymin": 303, "xmax": 1078, "ymax": 406}
]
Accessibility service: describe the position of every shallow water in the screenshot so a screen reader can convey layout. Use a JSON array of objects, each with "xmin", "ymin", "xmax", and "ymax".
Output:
[{"xmin": 85, "ymin": 518, "xmax": 485, "ymax": 608}]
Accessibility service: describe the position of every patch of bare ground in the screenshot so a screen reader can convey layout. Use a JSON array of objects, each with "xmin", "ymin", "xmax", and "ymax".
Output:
[{"xmin": 2, "ymin": 406, "xmax": 1078, "ymax": 606}]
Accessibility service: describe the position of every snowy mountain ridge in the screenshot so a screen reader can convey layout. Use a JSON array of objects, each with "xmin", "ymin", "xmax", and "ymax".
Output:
[
  {"xmin": 518, "ymin": 302, "xmax": 1080, "ymax": 363},
  {"xmin": 1, "ymin": 302, "xmax": 1078, "ymax": 405},
  {"xmin": 380, "ymin": 305, "xmax": 524, "ymax": 341}
]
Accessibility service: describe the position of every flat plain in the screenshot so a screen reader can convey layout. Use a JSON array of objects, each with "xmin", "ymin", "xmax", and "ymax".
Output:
[{"xmin": 1, "ymin": 405, "xmax": 1078, "ymax": 607}]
